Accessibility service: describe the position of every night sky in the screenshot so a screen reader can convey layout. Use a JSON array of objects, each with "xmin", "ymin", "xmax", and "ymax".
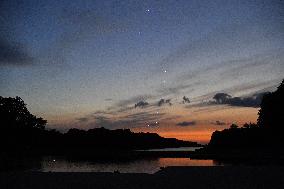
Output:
[{"xmin": 1, "ymin": 0, "xmax": 284, "ymax": 143}]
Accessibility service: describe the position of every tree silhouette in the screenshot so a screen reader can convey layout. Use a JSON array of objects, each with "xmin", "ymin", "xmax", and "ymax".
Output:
[
  {"xmin": 0, "ymin": 96, "xmax": 47, "ymax": 152},
  {"xmin": 0, "ymin": 96, "xmax": 199, "ymax": 155},
  {"xmin": 0, "ymin": 96, "xmax": 46, "ymax": 130},
  {"xmin": 258, "ymin": 79, "xmax": 284, "ymax": 130},
  {"xmin": 230, "ymin": 124, "xmax": 238, "ymax": 129},
  {"xmin": 206, "ymin": 79, "xmax": 284, "ymax": 154}
]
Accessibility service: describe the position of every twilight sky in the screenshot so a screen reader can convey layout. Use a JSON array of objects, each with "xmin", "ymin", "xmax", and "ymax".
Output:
[{"xmin": 1, "ymin": 0, "xmax": 284, "ymax": 143}]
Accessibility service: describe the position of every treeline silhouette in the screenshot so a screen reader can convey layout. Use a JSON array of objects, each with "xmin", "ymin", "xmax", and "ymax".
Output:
[
  {"xmin": 0, "ymin": 96, "xmax": 199, "ymax": 156},
  {"xmin": 204, "ymin": 79, "xmax": 284, "ymax": 156}
]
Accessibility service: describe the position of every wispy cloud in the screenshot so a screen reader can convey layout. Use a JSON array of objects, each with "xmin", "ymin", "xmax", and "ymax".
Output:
[
  {"xmin": 156, "ymin": 48, "xmax": 284, "ymax": 103},
  {"xmin": 156, "ymin": 83, "xmax": 194, "ymax": 96},
  {"xmin": 187, "ymin": 79, "xmax": 279, "ymax": 107},
  {"xmin": 211, "ymin": 92, "xmax": 268, "ymax": 108},
  {"xmin": 76, "ymin": 111, "xmax": 164, "ymax": 129}
]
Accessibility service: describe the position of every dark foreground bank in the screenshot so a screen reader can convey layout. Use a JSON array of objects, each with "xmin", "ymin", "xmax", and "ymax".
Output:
[{"xmin": 1, "ymin": 166, "xmax": 284, "ymax": 189}]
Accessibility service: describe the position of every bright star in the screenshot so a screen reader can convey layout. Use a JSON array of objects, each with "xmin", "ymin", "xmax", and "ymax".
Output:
[{"xmin": 146, "ymin": 9, "xmax": 150, "ymax": 12}]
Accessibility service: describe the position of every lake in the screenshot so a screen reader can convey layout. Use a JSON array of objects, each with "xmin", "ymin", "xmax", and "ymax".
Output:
[
  {"xmin": 2, "ymin": 147, "xmax": 226, "ymax": 173},
  {"xmin": 136, "ymin": 147, "xmax": 203, "ymax": 152},
  {"xmin": 39, "ymin": 157, "xmax": 220, "ymax": 173}
]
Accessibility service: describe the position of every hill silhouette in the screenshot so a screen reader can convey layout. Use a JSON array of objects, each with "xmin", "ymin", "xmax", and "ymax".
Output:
[
  {"xmin": 0, "ymin": 96, "xmax": 200, "ymax": 156},
  {"xmin": 197, "ymin": 79, "xmax": 284, "ymax": 158}
]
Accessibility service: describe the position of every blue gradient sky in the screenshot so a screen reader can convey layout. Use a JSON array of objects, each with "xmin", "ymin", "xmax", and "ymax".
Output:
[{"xmin": 1, "ymin": 0, "xmax": 283, "ymax": 142}]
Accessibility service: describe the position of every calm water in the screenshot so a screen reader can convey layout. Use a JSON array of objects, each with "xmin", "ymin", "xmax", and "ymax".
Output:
[
  {"xmin": 2, "ymin": 147, "xmax": 223, "ymax": 173},
  {"xmin": 137, "ymin": 147, "xmax": 203, "ymax": 152},
  {"xmin": 39, "ymin": 147, "xmax": 211, "ymax": 173},
  {"xmin": 39, "ymin": 157, "xmax": 219, "ymax": 173}
]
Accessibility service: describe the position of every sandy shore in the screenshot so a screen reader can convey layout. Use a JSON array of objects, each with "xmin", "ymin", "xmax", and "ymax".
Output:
[{"xmin": 1, "ymin": 166, "xmax": 284, "ymax": 189}]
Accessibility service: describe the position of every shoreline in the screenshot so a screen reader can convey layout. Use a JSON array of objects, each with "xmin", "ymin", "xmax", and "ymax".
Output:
[{"xmin": 1, "ymin": 166, "xmax": 284, "ymax": 189}]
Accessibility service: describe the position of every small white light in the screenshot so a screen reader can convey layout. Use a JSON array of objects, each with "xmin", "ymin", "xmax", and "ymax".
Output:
[{"xmin": 53, "ymin": 159, "xmax": 56, "ymax": 162}]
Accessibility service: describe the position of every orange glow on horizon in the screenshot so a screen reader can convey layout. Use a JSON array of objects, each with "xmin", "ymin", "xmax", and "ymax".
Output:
[
  {"xmin": 132, "ymin": 106, "xmax": 259, "ymax": 144},
  {"xmin": 47, "ymin": 104, "xmax": 259, "ymax": 144}
]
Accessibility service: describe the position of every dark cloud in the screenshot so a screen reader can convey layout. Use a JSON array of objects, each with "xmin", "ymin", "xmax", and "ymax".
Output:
[
  {"xmin": 212, "ymin": 92, "xmax": 269, "ymax": 107},
  {"xmin": 213, "ymin": 93, "xmax": 232, "ymax": 104},
  {"xmin": 176, "ymin": 121, "xmax": 196, "ymax": 127},
  {"xmin": 211, "ymin": 120, "xmax": 226, "ymax": 126},
  {"xmin": 134, "ymin": 101, "xmax": 149, "ymax": 108},
  {"xmin": 0, "ymin": 38, "xmax": 34, "ymax": 66},
  {"xmin": 182, "ymin": 96, "xmax": 190, "ymax": 104},
  {"xmin": 188, "ymin": 79, "xmax": 279, "ymax": 109},
  {"xmin": 0, "ymin": 1, "xmax": 34, "ymax": 67},
  {"xmin": 158, "ymin": 99, "xmax": 172, "ymax": 106}
]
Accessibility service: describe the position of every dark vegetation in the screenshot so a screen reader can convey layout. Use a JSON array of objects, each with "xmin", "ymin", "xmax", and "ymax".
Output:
[
  {"xmin": 195, "ymin": 79, "xmax": 284, "ymax": 158},
  {"xmin": 0, "ymin": 96, "xmax": 199, "ymax": 157}
]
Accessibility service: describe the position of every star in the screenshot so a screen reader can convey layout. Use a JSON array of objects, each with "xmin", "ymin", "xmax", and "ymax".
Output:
[{"xmin": 146, "ymin": 9, "xmax": 150, "ymax": 12}]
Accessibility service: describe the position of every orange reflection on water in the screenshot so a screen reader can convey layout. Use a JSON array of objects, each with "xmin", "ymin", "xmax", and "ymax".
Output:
[{"xmin": 158, "ymin": 158, "xmax": 214, "ymax": 167}]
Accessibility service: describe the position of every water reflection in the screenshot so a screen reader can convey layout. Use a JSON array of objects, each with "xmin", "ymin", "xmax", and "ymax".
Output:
[
  {"xmin": 39, "ymin": 156, "xmax": 218, "ymax": 173},
  {"xmin": 0, "ymin": 156, "xmax": 220, "ymax": 173},
  {"xmin": 158, "ymin": 158, "xmax": 215, "ymax": 167},
  {"xmin": 2, "ymin": 155, "xmax": 284, "ymax": 173},
  {"xmin": 137, "ymin": 147, "xmax": 203, "ymax": 152}
]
